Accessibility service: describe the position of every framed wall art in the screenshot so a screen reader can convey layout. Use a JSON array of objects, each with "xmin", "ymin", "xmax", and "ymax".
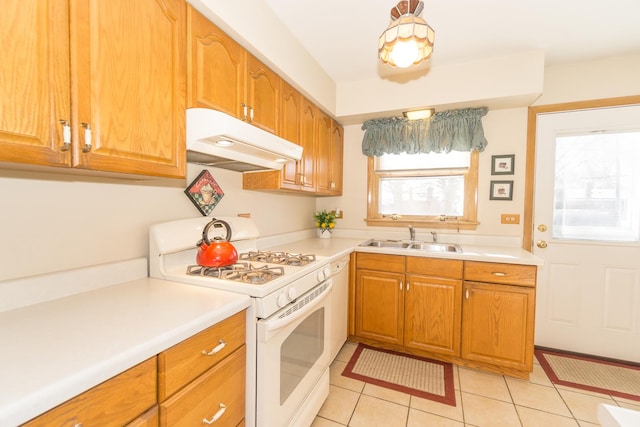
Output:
[
  {"xmin": 491, "ymin": 154, "xmax": 515, "ymax": 175},
  {"xmin": 184, "ymin": 170, "xmax": 224, "ymax": 216},
  {"xmin": 490, "ymin": 180, "xmax": 513, "ymax": 201}
]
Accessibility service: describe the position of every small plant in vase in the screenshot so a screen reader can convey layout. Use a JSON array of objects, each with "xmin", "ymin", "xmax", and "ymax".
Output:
[{"xmin": 313, "ymin": 209, "xmax": 336, "ymax": 238}]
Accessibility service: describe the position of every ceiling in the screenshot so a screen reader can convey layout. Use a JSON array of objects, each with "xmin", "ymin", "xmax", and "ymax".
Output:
[{"xmin": 263, "ymin": 0, "xmax": 640, "ymax": 85}]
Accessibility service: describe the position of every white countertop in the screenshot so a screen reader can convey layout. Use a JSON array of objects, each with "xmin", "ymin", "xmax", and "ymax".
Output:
[
  {"xmin": 0, "ymin": 278, "xmax": 250, "ymax": 427},
  {"xmin": 264, "ymin": 236, "xmax": 543, "ymax": 266}
]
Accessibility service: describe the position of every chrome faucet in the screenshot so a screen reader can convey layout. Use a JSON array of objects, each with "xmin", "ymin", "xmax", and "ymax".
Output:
[
  {"xmin": 408, "ymin": 225, "xmax": 415, "ymax": 241},
  {"xmin": 431, "ymin": 231, "xmax": 438, "ymax": 243}
]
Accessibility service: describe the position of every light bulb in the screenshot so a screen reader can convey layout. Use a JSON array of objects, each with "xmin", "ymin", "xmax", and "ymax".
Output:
[{"xmin": 390, "ymin": 39, "xmax": 419, "ymax": 68}]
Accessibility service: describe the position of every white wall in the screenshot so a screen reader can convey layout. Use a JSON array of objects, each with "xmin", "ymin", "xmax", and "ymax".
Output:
[{"xmin": 0, "ymin": 164, "xmax": 314, "ymax": 281}]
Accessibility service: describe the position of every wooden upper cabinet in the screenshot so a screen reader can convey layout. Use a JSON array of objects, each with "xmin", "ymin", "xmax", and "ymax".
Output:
[
  {"xmin": 245, "ymin": 54, "xmax": 280, "ymax": 134},
  {"xmin": 0, "ymin": 0, "xmax": 71, "ymax": 167},
  {"xmin": 0, "ymin": 0, "xmax": 186, "ymax": 178},
  {"xmin": 299, "ymin": 96, "xmax": 318, "ymax": 192},
  {"xmin": 316, "ymin": 110, "xmax": 333, "ymax": 194},
  {"xmin": 187, "ymin": 7, "xmax": 280, "ymax": 134},
  {"xmin": 187, "ymin": 6, "xmax": 245, "ymax": 117},
  {"xmin": 278, "ymin": 81, "xmax": 302, "ymax": 189},
  {"xmin": 316, "ymin": 112, "xmax": 344, "ymax": 196},
  {"xmin": 70, "ymin": 0, "xmax": 186, "ymax": 178},
  {"xmin": 330, "ymin": 122, "xmax": 344, "ymax": 194}
]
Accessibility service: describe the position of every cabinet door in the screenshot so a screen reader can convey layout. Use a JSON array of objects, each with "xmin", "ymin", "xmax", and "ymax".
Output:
[
  {"xmin": 70, "ymin": 0, "xmax": 186, "ymax": 178},
  {"xmin": 298, "ymin": 97, "xmax": 317, "ymax": 192},
  {"xmin": 330, "ymin": 122, "xmax": 344, "ymax": 195},
  {"xmin": 315, "ymin": 110, "xmax": 333, "ymax": 194},
  {"xmin": 187, "ymin": 6, "xmax": 246, "ymax": 118},
  {"xmin": 404, "ymin": 274, "xmax": 462, "ymax": 356},
  {"xmin": 245, "ymin": 54, "xmax": 279, "ymax": 135},
  {"xmin": 355, "ymin": 269, "xmax": 404, "ymax": 345},
  {"xmin": 0, "ymin": 0, "xmax": 71, "ymax": 167},
  {"xmin": 278, "ymin": 81, "xmax": 302, "ymax": 189},
  {"xmin": 461, "ymin": 281, "xmax": 535, "ymax": 372}
]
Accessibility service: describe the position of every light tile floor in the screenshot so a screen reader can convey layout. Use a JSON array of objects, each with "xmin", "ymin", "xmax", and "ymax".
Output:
[{"xmin": 313, "ymin": 342, "xmax": 640, "ymax": 427}]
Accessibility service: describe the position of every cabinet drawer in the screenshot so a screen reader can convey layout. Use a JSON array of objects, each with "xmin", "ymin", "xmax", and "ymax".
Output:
[
  {"xmin": 464, "ymin": 261, "xmax": 536, "ymax": 287},
  {"xmin": 126, "ymin": 405, "xmax": 159, "ymax": 427},
  {"xmin": 356, "ymin": 252, "xmax": 404, "ymax": 273},
  {"xmin": 406, "ymin": 257, "xmax": 463, "ymax": 279},
  {"xmin": 23, "ymin": 357, "xmax": 157, "ymax": 427},
  {"xmin": 159, "ymin": 310, "xmax": 246, "ymax": 400},
  {"xmin": 160, "ymin": 346, "xmax": 246, "ymax": 427}
]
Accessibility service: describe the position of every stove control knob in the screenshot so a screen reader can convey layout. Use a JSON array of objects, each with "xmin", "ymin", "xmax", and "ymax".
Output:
[
  {"xmin": 277, "ymin": 292, "xmax": 288, "ymax": 308},
  {"xmin": 288, "ymin": 287, "xmax": 297, "ymax": 300}
]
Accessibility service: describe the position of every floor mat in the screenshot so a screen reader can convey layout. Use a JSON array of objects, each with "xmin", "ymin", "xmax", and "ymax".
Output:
[
  {"xmin": 342, "ymin": 343, "xmax": 456, "ymax": 406},
  {"xmin": 535, "ymin": 348, "xmax": 640, "ymax": 402}
]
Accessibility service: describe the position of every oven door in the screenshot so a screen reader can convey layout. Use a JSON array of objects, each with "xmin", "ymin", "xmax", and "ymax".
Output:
[{"xmin": 256, "ymin": 280, "xmax": 332, "ymax": 427}]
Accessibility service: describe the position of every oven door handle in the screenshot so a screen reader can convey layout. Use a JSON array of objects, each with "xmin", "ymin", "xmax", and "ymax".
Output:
[{"xmin": 265, "ymin": 281, "xmax": 332, "ymax": 333}]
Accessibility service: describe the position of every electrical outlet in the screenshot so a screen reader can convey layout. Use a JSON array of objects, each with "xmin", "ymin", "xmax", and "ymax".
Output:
[{"xmin": 501, "ymin": 214, "xmax": 520, "ymax": 224}]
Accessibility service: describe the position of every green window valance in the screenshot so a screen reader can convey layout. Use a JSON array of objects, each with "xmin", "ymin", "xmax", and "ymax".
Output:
[{"xmin": 361, "ymin": 107, "xmax": 489, "ymax": 156}]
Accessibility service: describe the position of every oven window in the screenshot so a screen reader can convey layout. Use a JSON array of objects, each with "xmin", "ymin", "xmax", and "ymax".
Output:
[{"xmin": 280, "ymin": 308, "xmax": 325, "ymax": 404}]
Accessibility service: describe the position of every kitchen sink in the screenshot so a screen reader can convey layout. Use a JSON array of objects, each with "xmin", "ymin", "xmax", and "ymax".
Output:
[
  {"xmin": 409, "ymin": 242, "xmax": 463, "ymax": 253},
  {"xmin": 359, "ymin": 239, "xmax": 463, "ymax": 253},
  {"xmin": 360, "ymin": 239, "xmax": 412, "ymax": 248}
]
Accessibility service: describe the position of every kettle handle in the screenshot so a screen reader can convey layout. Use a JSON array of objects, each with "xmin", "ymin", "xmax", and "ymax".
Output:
[{"xmin": 201, "ymin": 218, "xmax": 233, "ymax": 245}]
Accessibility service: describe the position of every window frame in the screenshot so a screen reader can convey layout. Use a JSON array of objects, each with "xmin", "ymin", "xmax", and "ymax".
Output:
[{"xmin": 366, "ymin": 151, "xmax": 479, "ymax": 229}]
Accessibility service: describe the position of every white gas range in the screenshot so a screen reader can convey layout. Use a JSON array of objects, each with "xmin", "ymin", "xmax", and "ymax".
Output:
[{"xmin": 149, "ymin": 216, "xmax": 333, "ymax": 427}]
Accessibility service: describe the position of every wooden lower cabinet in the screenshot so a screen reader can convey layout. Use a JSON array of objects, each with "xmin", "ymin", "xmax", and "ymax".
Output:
[
  {"xmin": 22, "ymin": 311, "xmax": 247, "ymax": 426},
  {"xmin": 158, "ymin": 310, "xmax": 247, "ymax": 426},
  {"xmin": 159, "ymin": 346, "xmax": 246, "ymax": 427},
  {"xmin": 352, "ymin": 253, "xmax": 537, "ymax": 378},
  {"xmin": 22, "ymin": 357, "xmax": 157, "ymax": 426},
  {"xmin": 126, "ymin": 406, "xmax": 159, "ymax": 427},
  {"xmin": 462, "ymin": 261, "xmax": 537, "ymax": 376},
  {"xmin": 404, "ymin": 274, "xmax": 462, "ymax": 356},
  {"xmin": 354, "ymin": 253, "xmax": 462, "ymax": 357},
  {"xmin": 355, "ymin": 269, "xmax": 404, "ymax": 345}
]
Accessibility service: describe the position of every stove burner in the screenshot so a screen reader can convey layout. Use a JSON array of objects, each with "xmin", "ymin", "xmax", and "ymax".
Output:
[
  {"xmin": 239, "ymin": 251, "xmax": 316, "ymax": 266},
  {"xmin": 186, "ymin": 262, "xmax": 285, "ymax": 284}
]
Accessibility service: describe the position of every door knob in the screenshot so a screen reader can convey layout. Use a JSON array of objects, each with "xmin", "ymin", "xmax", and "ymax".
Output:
[
  {"xmin": 536, "ymin": 240, "xmax": 548, "ymax": 248},
  {"xmin": 537, "ymin": 224, "xmax": 547, "ymax": 232}
]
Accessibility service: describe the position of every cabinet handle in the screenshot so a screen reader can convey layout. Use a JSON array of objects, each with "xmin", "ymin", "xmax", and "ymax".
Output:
[
  {"xmin": 492, "ymin": 272, "xmax": 507, "ymax": 277},
  {"xmin": 399, "ymin": 280, "xmax": 403, "ymax": 291},
  {"xmin": 202, "ymin": 403, "xmax": 227, "ymax": 424},
  {"xmin": 241, "ymin": 103, "xmax": 248, "ymax": 120},
  {"xmin": 465, "ymin": 288, "xmax": 470, "ymax": 299},
  {"xmin": 249, "ymin": 106, "xmax": 254, "ymax": 122},
  {"xmin": 80, "ymin": 122, "xmax": 92, "ymax": 153},
  {"xmin": 59, "ymin": 119, "xmax": 71, "ymax": 151},
  {"xmin": 406, "ymin": 281, "xmax": 410, "ymax": 291},
  {"xmin": 201, "ymin": 339, "xmax": 226, "ymax": 356}
]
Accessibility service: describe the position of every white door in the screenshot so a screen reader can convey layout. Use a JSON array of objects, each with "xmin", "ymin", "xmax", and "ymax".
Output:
[{"xmin": 533, "ymin": 105, "xmax": 640, "ymax": 362}]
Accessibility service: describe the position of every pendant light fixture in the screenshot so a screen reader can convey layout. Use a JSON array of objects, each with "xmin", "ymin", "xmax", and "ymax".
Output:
[{"xmin": 378, "ymin": 0, "xmax": 435, "ymax": 68}]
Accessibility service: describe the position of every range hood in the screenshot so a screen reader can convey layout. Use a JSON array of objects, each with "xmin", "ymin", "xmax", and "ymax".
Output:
[{"xmin": 186, "ymin": 108, "xmax": 303, "ymax": 172}]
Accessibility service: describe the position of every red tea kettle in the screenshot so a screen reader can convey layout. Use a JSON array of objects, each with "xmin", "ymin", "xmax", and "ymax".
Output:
[{"xmin": 196, "ymin": 218, "xmax": 238, "ymax": 267}]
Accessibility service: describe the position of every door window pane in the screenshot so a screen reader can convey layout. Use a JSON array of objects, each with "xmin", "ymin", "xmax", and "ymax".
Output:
[{"xmin": 553, "ymin": 131, "xmax": 640, "ymax": 242}]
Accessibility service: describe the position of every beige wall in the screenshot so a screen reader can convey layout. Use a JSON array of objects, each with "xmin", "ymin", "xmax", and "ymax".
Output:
[
  {"xmin": 317, "ymin": 53, "xmax": 640, "ymax": 242},
  {"xmin": 0, "ymin": 165, "xmax": 314, "ymax": 281},
  {"xmin": 316, "ymin": 108, "xmax": 529, "ymax": 241}
]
